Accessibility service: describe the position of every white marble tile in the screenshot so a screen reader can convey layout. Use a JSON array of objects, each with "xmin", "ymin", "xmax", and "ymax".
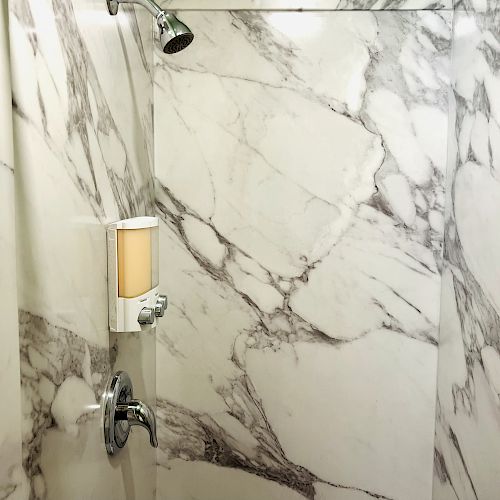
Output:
[
  {"xmin": 8, "ymin": 0, "xmax": 156, "ymax": 497},
  {"xmin": 18, "ymin": 311, "xmax": 156, "ymax": 500},
  {"xmin": 154, "ymin": 10, "xmax": 451, "ymax": 500},
  {"xmin": 161, "ymin": 0, "xmax": 452, "ymax": 10},
  {"xmin": 245, "ymin": 336, "xmax": 437, "ymax": 500},
  {"xmin": 454, "ymin": 0, "xmax": 498, "ymax": 12},
  {"xmin": 0, "ymin": 3, "xmax": 28, "ymax": 499},
  {"xmin": 10, "ymin": 0, "xmax": 155, "ymax": 348},
  {"xmin": 433, "ymin": 8, "xmax": 500, "ymax": 500},
  {"xmin": 157, "ymin": 460, "xmax": 309, "ymax": 500}
]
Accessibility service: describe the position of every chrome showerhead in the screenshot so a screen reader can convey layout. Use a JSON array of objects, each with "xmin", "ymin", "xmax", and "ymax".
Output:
[
  {"xmin": 107, "ymin": 0, "xmax": 194, "ymax": 54},
  {"xmin": 157, "ymin": 12, "xmax": 194, "ymax": 54}
]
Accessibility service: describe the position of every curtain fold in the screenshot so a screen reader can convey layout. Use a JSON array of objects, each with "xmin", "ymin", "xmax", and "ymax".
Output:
[{"xmin": 0, "ymin": 2, "xmax": 28, "ymax": 498}]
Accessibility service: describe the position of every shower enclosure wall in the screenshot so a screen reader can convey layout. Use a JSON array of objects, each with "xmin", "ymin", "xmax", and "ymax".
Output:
[
  {"xmin": 0, "ymin": 2, "xmax": 25, "ymax": 496},
  {"xmin": 2, "ymin": 0, "xmax": 157, "ymax": 498},
  {"xmin": 1, "ymin": 0, "xmax": 499, "ymax": 499},
  {"xmin": 434, "ymin": 2, "xmax": 500, "ymax": 498},
  {"xmin": 153, "ymin": 7, "xmax": 449, "ymax": 500}
]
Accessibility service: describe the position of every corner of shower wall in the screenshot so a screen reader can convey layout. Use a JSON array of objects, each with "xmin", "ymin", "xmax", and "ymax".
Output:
[
  {"xmin": 433, "ymin": 1, "xmax": 500, "ymax": 499},
  {"xmin": 0, "ymin": 2, "xmax": 28, "ymax": 498}
]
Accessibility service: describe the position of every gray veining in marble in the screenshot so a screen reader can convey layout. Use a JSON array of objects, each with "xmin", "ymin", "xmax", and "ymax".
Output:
[
  {"xmin": 19, "ymin": 311, "xmax": 111, "ymax": 496},
  {"xmin": 433, "ymin": 5, "xmax": 500, "ymax": 500},
  {"xmin": 5, "ymin": 0, "xmax": 500, "ymax": 498},
  {"xmin": 8, "ymin": 0, "xmax": 157, "ymax": 497},
  {"xmin": 154, "ymin": 10, "xmax": 451, "ymax": 500},
  {"xmin": 0, "ymin": 2, "xmax": 27, "ymax": 498},
  {"xmin": 454, "ymin": 0, "xmax": 498, "ymax": 12},
  {"xmin": 160, "ymin": 0, "xmax": 452, "ymax": 10}
]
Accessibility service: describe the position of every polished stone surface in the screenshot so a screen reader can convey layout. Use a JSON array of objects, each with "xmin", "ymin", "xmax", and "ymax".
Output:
[
  {"xmin": 0, "ymin": 3, "xmax": 28, "ymax": 499},
  {"xmin": 8, "ymin": 0, "xmax": 156, "ymax": 497},
  {"xmin": 454, "ymin": 0, "xmax": 497, "ymax": 12},
  {"xmin": 161, "ymin": 0, "xmax": 452, "ymax": 10},
  {"xmin": 154, "ymin": 10, "xmax": 451, "ymax": 500},
  {"xmin": 6, "ymin": 0, "xmax": 500, "ymax": 498},
  {"xmin": 433, "ymin": 5, "xmax": 500, "ymax": 500}
]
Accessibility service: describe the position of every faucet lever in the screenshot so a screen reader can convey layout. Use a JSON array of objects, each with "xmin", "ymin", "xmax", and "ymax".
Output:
[
  {"xmin": 103, "ymin": 371, "xmax": 158, "ymax": 455},
  {"xmin": 116, "ymin": 399, "xmax": 158, "ymax": 448}
]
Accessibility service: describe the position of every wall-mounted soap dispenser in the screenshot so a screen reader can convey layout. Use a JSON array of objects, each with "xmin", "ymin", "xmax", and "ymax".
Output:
[{"xmin": 107, "ymin": 216, "xmax": 167, "ymax": 332}]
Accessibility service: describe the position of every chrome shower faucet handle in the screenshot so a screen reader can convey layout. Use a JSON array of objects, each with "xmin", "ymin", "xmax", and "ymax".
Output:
[{"xmin": 103, "ymin": 371, "xmax": 158, "ymax": 455}]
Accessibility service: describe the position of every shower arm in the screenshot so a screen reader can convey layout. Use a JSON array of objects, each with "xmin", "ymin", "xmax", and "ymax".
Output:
[{"xmin": 109, "ymin": 0, "xmax": 164, "ymax": 19}]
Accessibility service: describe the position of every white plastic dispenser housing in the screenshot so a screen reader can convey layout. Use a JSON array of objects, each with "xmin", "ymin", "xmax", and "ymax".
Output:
[{"xmin": 107, "ymin": 216, "xmax": 167, "ymax": 332}]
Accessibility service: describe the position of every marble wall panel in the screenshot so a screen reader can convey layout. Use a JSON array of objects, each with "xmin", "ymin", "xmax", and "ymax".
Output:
[
  {"xmin": 154, "ymin": 10, "xmax": 452, "ymax": 500},
  {"xmin": 454, "ymin": 0, "xmax": 497, "ymax": 12},
  {"xmin": 433, "ymin": 6, "xmax": 500, "ymax": 500},
  {"xmin": 8, "ymin": 0, "xmax": 156, "ymax": 497},
  {"xmin": 160, "ymin": 0, "xmax": 452, "ymax": 11},
  {"xmin": 0, "ymin": 2, "xmax": 28, "ymax": 499}
]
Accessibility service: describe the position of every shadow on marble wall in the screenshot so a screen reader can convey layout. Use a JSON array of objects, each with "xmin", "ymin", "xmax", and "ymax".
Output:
[
  {"xmin": 8, "ymin": 0, "xmax": 156, "ymax": 497},
  {"xmin": 154, "ymin": 9, "xmax": 451, "ymax": 500},
  {"xmin": 433, "ymin": 5, "xmax": 500, "ymax": 500}
]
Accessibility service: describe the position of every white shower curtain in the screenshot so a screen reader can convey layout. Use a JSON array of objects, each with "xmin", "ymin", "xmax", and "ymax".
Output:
[{"xmin": 0, "ymin": 2, "xmax": 28, "ymax": 497}]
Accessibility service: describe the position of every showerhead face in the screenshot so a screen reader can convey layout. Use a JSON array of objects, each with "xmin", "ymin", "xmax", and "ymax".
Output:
[
  {"xmin": 161, "ymin": 31, "xmax": 194, "ymax": 54},
  {"xmin": 158, "ymin": 13, "xmax": 194, "ymax": 54}
]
